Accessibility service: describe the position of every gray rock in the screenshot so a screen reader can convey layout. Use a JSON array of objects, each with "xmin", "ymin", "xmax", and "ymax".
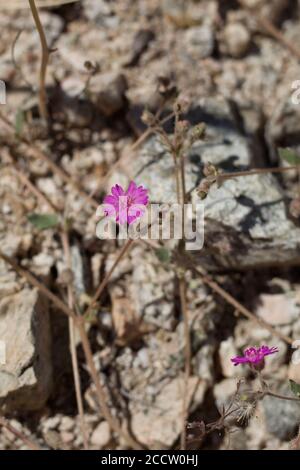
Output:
[
  {"xmin": 130, "ymin": 97, "xmax": 300, "ymax": 270},
  {"xmin": 90, "ymin": 421, "xmax": 111, "ymax": 448},
  {"xmin": 83, "ymin": 0, "xmax": 119, "ymax": 28},
  {"xmin": 0, "ymin": 288, "xmax": 52, "ymax": 411},
  {"xmin": 223, "ymin": 23, "xmax": 251, "ymax": 58},
  {"xmin": 256, "ymin": 293, "xmax": 300, "ymax": 326},
  {"xmin": 213, "ymin": 378, "xmax": 238, "ymax": 410},
  {"xmin": 71, "ymin": 245, "xmax": 86, "ymax": 296},
  {"xmin": 129, "ymin": 247, "xmax": 175, "ymax": 330},
  {"xmin": 184, "ymin": 25, "xmax": 215, "ymax": 60},
  {"xmin": 130, "ymin": 376, "xmax": 207, "ymax": 448},
  {"xmin": 0, "ymin": 260, "xmax": 19, "ymax": 297},
  {"xmin": 89, "ymin": 73, "xmax": 128, "ymax": 117},
  {"xmin": 263, "ymin": 386, "xmax": 300, "ymax": 440},
  {"xmin": 194, "ymin": 344, "xmax": 214, "ymax": 384},
  {"xmin": 219, "ymin": 337, "xmax": 240, "ymax": 378},
  {"xmin": 162, "ymin": 0, "xmax": 217, "ymax": 28},
  {"xmin": 113, "ymin": 318, "xmax": 208, "ymax": 447},
  {"xmin": 267, "ymin": 97, "xmax": 300, "ymax": 162},
  {"xmin": 258, "ymin": 0, "xmax": 290, "ymax": 25}
]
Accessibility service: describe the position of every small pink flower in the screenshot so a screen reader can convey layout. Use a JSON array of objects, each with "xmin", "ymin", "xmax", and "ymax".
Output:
[
  {"xmin": 231, "ymin": 345, "xmax": 278, "ymax": 368},
  {"xmin": 103, "ymin": 181, "xmax": 149, "ymax": 225}
]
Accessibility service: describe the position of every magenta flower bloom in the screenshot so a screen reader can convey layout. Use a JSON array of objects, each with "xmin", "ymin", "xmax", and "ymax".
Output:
[
  {"xmin": 231, "ymin": 346, "xmax": 278, "ymax": 367},
  {"xmin": 103, "ymin": 181, "xmax": 149, "ymax": 225}
]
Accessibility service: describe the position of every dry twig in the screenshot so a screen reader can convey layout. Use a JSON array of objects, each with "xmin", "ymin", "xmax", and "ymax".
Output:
[
  {"xmin": 83, "ymin": 239, "xmax": 134, "ymax": 320},
  {"xmin": 60, "ymin": 230, "xmax": 89, "ymax": 450},
  {"xmin": 183, "ymin": 254, "xmax": 294, "ymax": 346},
  {"xmin": 0, "ymin": 417, "xmax": 41, "ymax": 451},
  {"xmin": 238, "ymin": 0, "xmax": 300, "ymax": 61},
  {"xmin": 28, "ymin": 0, "xmax": 50, "ymax": 120},
  {"xmin": 0, "ymin": 111, "xmax": 98, "ymax": 209},
  {"xmin": 0, "ymin": 250, "xmax": 143, "ymax": 450}
]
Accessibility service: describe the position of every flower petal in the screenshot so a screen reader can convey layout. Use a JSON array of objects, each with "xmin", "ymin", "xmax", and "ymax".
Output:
[{"xmin": 111, "ymin": 184, "xmax": 125, "ymax": 197}]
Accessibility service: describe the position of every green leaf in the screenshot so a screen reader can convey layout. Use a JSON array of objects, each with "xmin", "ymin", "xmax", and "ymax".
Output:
[
  {"xmin": 15, "ymin": 110, "xmax": 25, "ymax": 137},
  {"xmin": 155, "ymin": 247, "xmax": 171, "ymax": 263},
  {"xmin": 278, "ymin": 148, "xmax": 300, "ymax": 165},
  {"xmin": 289, "ymin": 380, "xmax": 300, "ymax": 397},
  {"xmin": 28, "ymin": 213, "xmax": 59, "ymax": 230}
]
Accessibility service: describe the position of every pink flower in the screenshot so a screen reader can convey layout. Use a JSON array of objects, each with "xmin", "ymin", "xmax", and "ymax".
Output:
[
  {"xmin": 103, "ymin": 181, "xmax": 149, "ymax": 225},
  {"xmin": 231, "ymin": 346, "xmax": 278, "ymax": 367}
]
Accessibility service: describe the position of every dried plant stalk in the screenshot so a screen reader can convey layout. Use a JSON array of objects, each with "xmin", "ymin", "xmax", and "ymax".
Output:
[
  {"xmin": 0, "ymin": 0, "xmax": 79, "ymax": 9},
  {"xmin": 28, "ymin": 0, "xmax": 49, "ymax": 120}
]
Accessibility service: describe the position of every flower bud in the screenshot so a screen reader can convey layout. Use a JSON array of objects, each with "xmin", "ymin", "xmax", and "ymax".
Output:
[
  {"xmin": 176, "ymin": 120, "xmax": 190, "ymax": 135},
  {"xmin": 190, "ymin": 123, "xmax": 206, "ymax": 143},
  {"xmin": 197, "ymin": 178, "xmax": 211, "ymax": 199},
  {"xmin": 141, "ymin": 109, "xmax": 156, "ymax": 126},
  {"xmin": 203, "ymin": 162, "xmax": 217, "ymax": 178}
]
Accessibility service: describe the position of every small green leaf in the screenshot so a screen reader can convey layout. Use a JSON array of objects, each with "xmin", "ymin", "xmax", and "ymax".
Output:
[
  {"xmin": 278, "ymin": 148, "xmax": 300, "ymax": 165},
  {"xmin": 289, "ymin": 379, "xmax": 300, "ymax": 397},
  {"xmin": 155, "ymin": 247, "xmax": 171, "ymax": 263},
  {"xmin": 84, "ymin": 309, "xmax": 98, "ymax": 324},
  {"xmin": 28, "ymin": 213, "xmax": 59, "ymax": 230},
  {"xmin": 15, "ymin": 110, "xmax": 25, "ymax": 137}
]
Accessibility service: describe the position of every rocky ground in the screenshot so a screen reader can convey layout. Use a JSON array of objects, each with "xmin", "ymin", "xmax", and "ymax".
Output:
[{"xmin": 1, "ymin": 0, "xmax": 300, "ymax": 450}]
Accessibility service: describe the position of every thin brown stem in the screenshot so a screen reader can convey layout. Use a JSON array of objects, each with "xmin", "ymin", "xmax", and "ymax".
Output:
[
  {"xmin": 171, "ymin": 108, "xmax": 191, "ymax": 450},
  {"xmin": 217, "ymin": 165, "xmax": 300, "ymax": 184},
  {"xmin": 0, "ymin": 417, "xmax": 41, "ymax": 450},
  {"xmin": 11, "ymin": 164, "xmax": 59, "ymax": 213},
  {"xmin": 238, "ymin": 0, "xmax": 300, "ymax": 62},
  {"xmin": 179, "ymin": 276, "xmax": 191, "ymax": 450},
  {"xmin": 0, "ymin": 250, "xmax": 76, "ymax": 319},
  {"xmin": 0, "ymin": 250, "xmax": 143, "ymax": 449},
  {"xmin": 76, "ymin": 320, "xmax": 144, "ymax": 450},
  {"xmin": 28, "ymin": 0, "xmax": 50, "ymax": 121},
  {"xmin": 182, "ymin": 254, "xmax": 294, "ymax": 346},
  {"xmin": 0, "ymin": 111, "xmax": 98, "ymax": 209},
  {"xmin": 69, "ymin": 316, "xmax": 89, "ymax": 449},
  {"xmin": 83, "ymin": 239, "xmax": 134, "ymax": 321},
  {"xmin": 97, "ymin": 111, "xmax": 175, "ymax": 193},
  {"xmin": 143, "ymin": 241, "xmax": 294, "ymax": 347},
  {"xmin": 263, "ymin": 391, "xmax": 300, "ymax": 403},
  {"xmin": 60, "ymin": 230, "xmax": 89, "ymax": 450},
  {"xmin": 11, "ymin": 30, "xmax": 34, "ymax": 90}
]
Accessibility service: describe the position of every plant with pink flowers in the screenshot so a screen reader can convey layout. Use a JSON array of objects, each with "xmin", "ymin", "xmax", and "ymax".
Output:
[
  {"xmin": 103, "ymin": 181, "xmax": 149, "ymax": 225},
  {"xmin": 231, "ymin": 345, "xmax": 279, "ymax": 369}
]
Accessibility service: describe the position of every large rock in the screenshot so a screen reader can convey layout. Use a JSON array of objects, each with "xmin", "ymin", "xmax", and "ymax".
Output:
[
  {"xmin": 267, "ymin": 97, "xmax": 300, "ymax": 164},
  {"xmin": 129, "ymin": 97, "xmax": 300, "ymax": 270},
  {"xmin": 130, "ymin": 376, "xmax": 207, "ymax": 448},
  {"xmin": 114, "ymin": 321, "xmax": 208, "ymax": 448},
  {"xmin": 129, "ymin": 246, "xmax": 175, "ymax": 330},
  {"xmin": 263, "ymin": 385, "xmax": 300, "ymax": 440},
  {"xmin": 0, "ymin": 287, "xmax": 52, "ymax": 411}
]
